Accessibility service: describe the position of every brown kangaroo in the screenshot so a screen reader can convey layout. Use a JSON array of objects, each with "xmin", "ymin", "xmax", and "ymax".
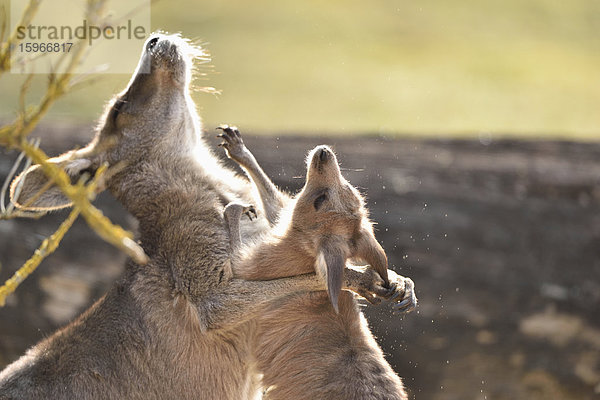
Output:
[
  {"xmin": 0, "ymin": 34, "xmax": 400, "ymax": 399},
  {"xmin": 220, "ymin": 127, "xmax": 416, "ymax": 400}
]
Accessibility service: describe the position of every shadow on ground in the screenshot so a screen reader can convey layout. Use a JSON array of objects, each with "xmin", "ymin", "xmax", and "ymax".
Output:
[{"xmin": 1, "ymin": 125, "xmax": 599, "ymax": 399}]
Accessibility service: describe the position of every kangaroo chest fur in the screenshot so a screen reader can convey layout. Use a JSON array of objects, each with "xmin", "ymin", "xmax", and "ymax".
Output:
[{"xmin": 0, "ymin": 158, "xmax": 262, "ymax": 400}]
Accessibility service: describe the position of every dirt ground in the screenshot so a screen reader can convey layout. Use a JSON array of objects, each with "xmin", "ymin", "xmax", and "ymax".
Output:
[{"xmin": 1, "ymin": 125, "xmax": 599, "ymax": 399}]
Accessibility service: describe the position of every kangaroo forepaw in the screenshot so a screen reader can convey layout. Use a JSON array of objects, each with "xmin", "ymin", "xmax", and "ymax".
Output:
[
  {"xmin": 348, "ymin": 268, "xmax": 392, "ymax": 305},
  {"xmin": 224, "ymin": 202, "xmax": 257, "ymax": 222},
  {"xmin": 389, "ymin": 272, "xmax": 417, "ymax": 315},
  {"xmin": 216, "ymin": 124, "xmax": 250, "ymax": 163},
  {"xmin": 243, "ymin": 205, "xmax": 257, "ymax": 221}
]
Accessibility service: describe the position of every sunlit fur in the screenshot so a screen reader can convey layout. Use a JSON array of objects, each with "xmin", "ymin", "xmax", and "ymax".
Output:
[
  {"xmin": 4, "ymin": 32, "xmax": 411, "ymax": 400},
  {"xmin": 235, "ymin": 146, "xmax": 390, "ymax": 307},
  {"xmin": 226, "ymin": 143, "xmax": 409, "ymax": 400},
  {"xmin": 3, "ymin": 33, "xmax": 330, "ymax": 400}
]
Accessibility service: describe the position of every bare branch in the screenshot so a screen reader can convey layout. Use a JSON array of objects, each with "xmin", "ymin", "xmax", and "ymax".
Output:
[
  {"xmin": 0, "ymin": 137, "xmax": 45, "ymax": 219},
  {"xmin": 0, "ymin": 207, "xmax": 80, "ymax": 306},
  {"xmin": 0, "ymin": 0, "xmax": 43, "ymax": 73},
  {"xmin": 0, "ymin": 0, "xmax": 150, "ymax": 303}
]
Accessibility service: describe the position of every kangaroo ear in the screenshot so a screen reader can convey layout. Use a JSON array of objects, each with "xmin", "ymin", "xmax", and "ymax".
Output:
[
  {"xmin": 10, "ymin": 156, "xmax": 94, "ymax": 211},
  {"xmin": 353, "ymin": 224, "xmax": 389, "ymax": 286},
  {"xmin": 316, "ymin": 236, "xmax": 349, "ymax": 313}
]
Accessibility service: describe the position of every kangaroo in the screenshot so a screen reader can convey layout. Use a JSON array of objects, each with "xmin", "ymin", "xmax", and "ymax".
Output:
[
  {"xmin": 0, "ymin": 33, "xmax": 400, "ymax": 399},
  {"xmin": 219, "ymin": 127, "xmax": 416, "ymax": 400}
]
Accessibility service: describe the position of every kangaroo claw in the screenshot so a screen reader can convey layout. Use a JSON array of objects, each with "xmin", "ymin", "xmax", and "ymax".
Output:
[
  {"xmin": 216, "ymin": 124, "xmax": 248, "ymax": 163},
  {"xmin": 391, "ymin": 276, "xmax": 417, "ymax": 314},
  {"xmin": 244, "ymin": 205, "xmax": 257, "ymax": 221}
]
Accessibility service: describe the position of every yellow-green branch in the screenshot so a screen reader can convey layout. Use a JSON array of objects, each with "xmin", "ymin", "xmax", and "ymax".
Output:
[
  {"xmin": 0, "ymin": 207, "xmax": 79, "ymax": 306},
  {"xmin": 0, "ymin": 0, "xmax": 148, "ymax": 305},
  {"xmin": 0, "ymin": 0, "xmax": 43, "ymax": 73},
  {"xmin": 19, "ymin": 141, "xmax": 148, "ymax": 265}
]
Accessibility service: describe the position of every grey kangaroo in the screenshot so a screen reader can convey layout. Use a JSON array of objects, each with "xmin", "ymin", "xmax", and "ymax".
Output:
[
  {"xmin": 220, "ymin": 127, "xmax": 416, "ymax": 400},
  {"xmin": 0, "ymin": 34, "xmax": 401, "ymax": 399}
]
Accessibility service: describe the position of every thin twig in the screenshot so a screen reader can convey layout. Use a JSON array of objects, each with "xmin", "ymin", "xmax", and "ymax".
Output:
[
  {"xmin": 0, "ymin": 5, "xmax": 7, "ymax": 44},
  {"xmin": 0, "ymin": 0, "xmax": 150, "ymax": 304},
  {"xmin": 0, "ymin": 151, "xmax": 26, "ymax": 214},
  {"xmin": 17, "ymin": 141, "xmax": 148, "ymax": 264},
  {"xmin": 0, "ymin": 137, "xmax": 42, "ymax": 218},
  {"xmin": 0, "ymin": 0, "xmax": 43, "ymax": 73},
  {"xmin": 0, "ymin": 207, "xmax": 80, "ymax": 306}
]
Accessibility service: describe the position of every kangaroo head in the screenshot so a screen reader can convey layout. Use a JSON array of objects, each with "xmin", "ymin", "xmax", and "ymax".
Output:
[
  {"xmin": 290, "ymin": 145, "xmax": 389, "ymax": 312},
  {"xmin": 10, "ymin": 33, "xmax": 206, "ymax": 211}
]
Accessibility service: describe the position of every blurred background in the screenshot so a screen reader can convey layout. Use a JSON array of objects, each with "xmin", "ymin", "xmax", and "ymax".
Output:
[
  {"xmin": 1, "ymin": 0, "xmax": 599, "ymax": 399},
  {"xmin": 1, "ymin": 0, "xmax": 599, "ymax": 137}
]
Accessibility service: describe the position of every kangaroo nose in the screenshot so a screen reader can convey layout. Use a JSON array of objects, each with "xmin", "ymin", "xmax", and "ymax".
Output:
[
  {"xmin": 146, "ymin": 36, "xmax": 159, "ymax": 51},
  {"xmin": 319, "ymin": 148, "xmax": 329, "ymax": 162}
]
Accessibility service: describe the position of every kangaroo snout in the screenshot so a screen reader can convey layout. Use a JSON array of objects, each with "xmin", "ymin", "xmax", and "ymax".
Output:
[
  {"xmin": 318, "ymin": 147, "xmax": 330, "ymax": 162},
  {"xmin": 308, "ymin": 145, "xmax": 339, "ymax": 176},
  {"xmin": 312, "ymin": 145, "xmax": 333, "ymax": 165},
  {"xmin": 140, "ymin": 33, "xmax": 206, "ymax": 86},
  {"xmin": 145, "ymin": 35, "xmax": 183, "ymax": 66}
]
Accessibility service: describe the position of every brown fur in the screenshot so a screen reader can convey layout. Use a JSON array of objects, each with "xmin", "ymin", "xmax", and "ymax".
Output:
[
  {"xmin": 0, "ymin": 33, "xmax": 265, "ymax": 400},
  {"xmin": 0, "ymin": 34, "xmax": 393, "ymax": 400},
  {"xmin": 1, "ymin": 33, "xmax": 414, "ymax": 399},
  {"xmin": 220, "ymin": 129, "xmax": 416, "ymax": 399}
]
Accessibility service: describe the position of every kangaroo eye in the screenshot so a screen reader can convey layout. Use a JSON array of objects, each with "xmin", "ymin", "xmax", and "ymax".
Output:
[{"xmin": 313, "ymin": 193, "xmax": 328, "ymax": 210}]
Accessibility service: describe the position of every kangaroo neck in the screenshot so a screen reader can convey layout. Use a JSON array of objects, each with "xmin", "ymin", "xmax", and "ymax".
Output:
[
  {"xmin": 239, "ymin": 234, "xmax": 316, "ymax": 280},
  {"xmin": 109, "ymin": 154, "xmax": 221, "ymax": 253}
]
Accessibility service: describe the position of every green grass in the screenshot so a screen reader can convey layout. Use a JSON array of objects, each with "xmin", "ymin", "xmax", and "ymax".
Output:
[{"xmin": 1, "ymin": 0, "xmax": 599, "ymax": 139}]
